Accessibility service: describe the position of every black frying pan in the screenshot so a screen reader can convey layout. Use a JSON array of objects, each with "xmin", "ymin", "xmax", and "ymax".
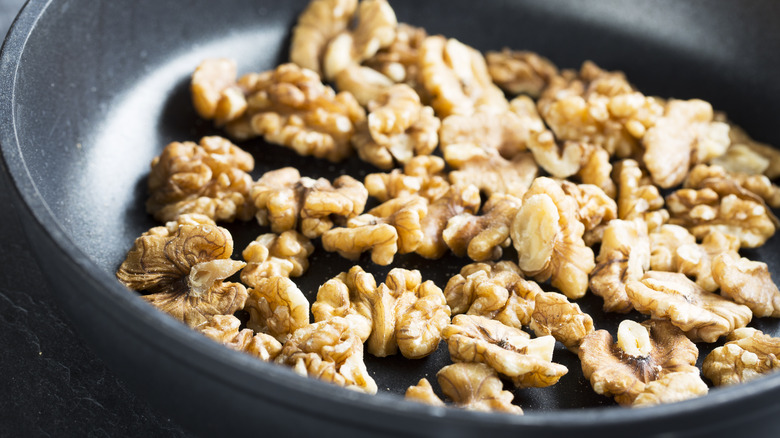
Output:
[{"xmin": 3, "ymin": 0, "xmax": 780, "ymax": 436}]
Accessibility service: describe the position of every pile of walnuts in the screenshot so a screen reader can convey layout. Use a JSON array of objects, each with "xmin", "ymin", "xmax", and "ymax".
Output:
[{"xmin": 118, "ymin": 0, "xmax": 780, "ymax": 415}]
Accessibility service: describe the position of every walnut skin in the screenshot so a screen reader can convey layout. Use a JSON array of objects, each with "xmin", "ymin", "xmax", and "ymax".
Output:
[
  {"xmin": 146, "ymin": 136, "xmax": 255, "ymax": 222},
  {"xmin": 712, "ymin": 252, "xmax": 780, "ymax": 318},
  {"xmin": 486, "ymin": 48, "xmax": 558, "ymax": 98},
  {"xmin": 240, "ymin": 231, "xmax": 315, "ymax": 287},
  {"xmin": 364, "ymin": 155, "xmax": 450, "ymax": 202},
  {"xmin": 443, "ymin": 193, "xmax": 522, "ymax": 262},
  {"xmin": 245, "ymin": 277, "xmax": 310, "ymax": 343},
  {"xmin": 445, "ymin": 145, "xmax": 538, "ymax": 198},
  {"xmin": 198, "ymin": 315, "xmax": 282, "ymax": 362},
  {"xmin": 579, "ymin": 319, "xmax": 704, "ymax": 406},
  {"xmin": 703, "ymin": 328, "xmax": 780, "ymax": 386},
  {"xmin": 116, "ymin": 214, "xmax": 247, "ymax": 328},
  {"xmin": 625, "ymin": 271, "xmax": 752, "ymax": 342},
  {"xmin": 289, "ymin": 0, "xmax": 358, "ymax": 76}
]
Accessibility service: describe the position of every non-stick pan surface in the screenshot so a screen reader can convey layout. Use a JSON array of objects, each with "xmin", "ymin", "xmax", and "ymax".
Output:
[{"xmin": 3, "ymin": 0, "xmax": 780, "ymax": 436}]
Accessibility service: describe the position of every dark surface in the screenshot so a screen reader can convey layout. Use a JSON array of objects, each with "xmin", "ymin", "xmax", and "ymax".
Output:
[{"xmin": 4, "ymin": 0, "xmax": 780, "ymax": 437}]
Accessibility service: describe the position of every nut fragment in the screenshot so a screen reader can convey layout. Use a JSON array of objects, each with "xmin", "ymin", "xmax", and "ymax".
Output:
[
  {"xmin": 191, "ymin": 58, "xmax": 247, "ymax": 124},
  {"xmin": 363, "ymin": 23, "xmax": 427, "ymax": 90},
  {"xmin": 649, "ymin": 225, "xmax": 696, "ymax": 272},
  {"xmin": 486, "ymin": 48, "xmax": 558, "ymax": 98},
  {"xmin": 245, "ymin": 277, "xmax": 310, "ymax": 343},
  {"xmin": 116, "ymin": 214, "xmax": 247, "ymax": 328},
  {"xmin": 240, "ymin": 231, "xmax": 315, "ymax": 287},
  {"xmin": 616, "ymin": 159, "xmax": 669, "ymax": 232},
  {"xmin": 529, "ymin": 291, "xmax": 595, "ymax": 353},
  {"xmin": 703, "ymin": 328, "xmax": 780, "ymax": 386},
  {"xmin": 579, "ymin": 319, "xmax": 703, "ymax": 406},
  {"xmin": 364, "ymin": 155, "xmax": 450, "ymax": 202},
  {"xmin": 625, "ymin": 271, "xmax": 752, "ymax": 342},
  {"xmin": 198, "ymin": 315, "xmax": 282, "ymax": 362},
  {"xmin": 526, "ymin": 129, "xmax": 589, "ymax": 179},
  {"xmin": 712, "ymin": 252, "xmax": 780, "ymax": 318},
  {"xmin": 312, "ymin": 265, "xmax": 377, "ymax": 342},
  {"xmin": 436, "ymin": 363, "xmax": 524, "ymax": 414},
  {"xmin": 559, "ymin": 180, "xmax": 617, "ymax": 242},
  {"xmin": 443, "ymin": 194, "xmax": 522, "ymax": 261},
  {"xmin": 673, "ymin": 231, "xmax": 740, "ymax": 292},
  {"xmin": 289, "ymin": 0, "xmax": 358, "ymax": 76},
  {"xmin": 445, "ymin": 144, "xmax": 538, "ymax": 198},
  {"xmin": 685, "ymin": 163, "xmax": 780, "ymax": 209},
  {"xmin": 146, "ymin": 136, "xmax": 255, "ymax": 222},
  {"xmin": 719, "ymin": 123, "xmax": 780, "ymax": 179},
  {"xmin": 631, "ymin": 372, "xmax": 709, "ymax": 408},
  {"xmin": 416, "ymin": 184, "xmax": 481, "ymax": 259},
  {"xmin": 404, "ymin": 378, "xmax": 446, "ymax": 407}
]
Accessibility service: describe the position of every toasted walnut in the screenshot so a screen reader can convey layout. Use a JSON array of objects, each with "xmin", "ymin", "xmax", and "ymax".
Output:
[
  {"xmin": 486, "ymin": 48, "xmax": 558, "ymax": 98},
  {"xmin": 649, "ymin": 225, "xmax": 696, "ymax": 272},
  {"xmin": 578, "ymin": 146, "xmax": 616, "ymax": 199},
  {"xmin": 685, "ymin": 163, "xmax": 780, "ymax": 209},
  {"xmin": 322, "ymin": 0, "xmax": 397, "ymax": 80},
  {"xmin": 437, "ymin": 363, "xmax": 524, "ymax": 414},
  {"xmin": 416, "ymin": 184, "xmax": 481, "ymax": 259},
  {"xmin": 712, "ymin": 252, "xmax": 780, "ymax": 318},
  {"xmin": 146, "ymin": 136, "xmax": 255, "ymax": 222},
  {"xmin": 703, "ymin": 328, "xmax": 780, "ymax": 386},
  {"xmin": 191, "ymin": 59, "xmax": 247, "ymax": 124},
  {"xmin": 419, "ymin": 35, "xmax": 507, "ymax": 118},
  {"xmin": 617, "ymin": 159, "xmax": 669, "ymax": 232},
  {"xmin": 722, "ymin": 123, "xmax": 780, "ymax": 179},
  {"xmin": 364, "ymin": 23, "xmax": 427, "ymax": 90},
  {"xmin": 526, "ymin": 129, "xmax": 589, "ymax": 179},
  {"xmin": 529, "ymin": 291, "xmax": 595, "ymax": 353},
  {"xmin": 631, "ymin": 371, "xmax": 709, "ymax": 407},
  {"xmin": 276, "ymin": 317, "xmax": 378, "ymax": 394},
  {"xmin": 559, "ymin": 180, "xmax": 617, "ymax": 243},
  {"xmin": 404, "ymin": 378, "xmax": 446, "ymax": 407},
  {"xmin": 240, "ymin": 231, "xmax": 315, "ymax": 287},
  {"xmin": 674, "ymin": 231, "xmax": 740, "ymax": 292},
  {"xmin": 511, "ymin": 177, "xmax": 595, "ymax": 299},
  {"xmin": 245, "ymin": 277, "xmax": 310, "ymax": 343},
  {"xmin": 198, "ymin": 315, "xmax": 282, "ymax": 362},
  {"xmin": 312, "ymin": 266, "xmax": 377, "ymax": 342},
  {"xmin": 711, "ymin": 143, "xmax": 770, "ymax": 176},
  {"xmin": 117, "ymin": 214, "xmax": 247, "ymax": 328},
  {"xmin": 364, "ymin": 155, "xmax": 449, "ymax": 202},
  {"xmin": 643, "ymin": 99, "xmax": 730, "ymax": 188},
  {"xmin": 224, "ymin": 63, "xmax": 366, "ymax": 162},
  {"xmin": 390, "ymin": 269, "xmax": 452, "ymax": 359},
  {"xmin": 579, "ymin": 319, "xmax": 703, "ymax": 406},
  {"xmin": 443, "ymin": 194, "xmax": 522, "ymax": 262},
  {"xmin": 445, "ymin": 144, "xmax": 538, "ymax": 198},
  {"xmin": 625, "ymin": 271, "xmax": 752, "ymax": 342},
  {"xmin": 351, "ymin": 84, "xmax": 439, "ymax": 169},
  {"xmin": 590, "ymin": 219, "xmax": 650, "ymax": 313},
  {"xmin": 289, "ymin": 0, "xmax": 358, "ymax": 76},
  {"xmin": 443, "ymin": 315, "xmax": 568, "ymax": 388},
  {"xmin": 251, "ymin": 168, "xmax": 368, "ymax": 238},
  {"xmin": 333, "ymin": 64, "xmax": 395, "ymax": 107}
]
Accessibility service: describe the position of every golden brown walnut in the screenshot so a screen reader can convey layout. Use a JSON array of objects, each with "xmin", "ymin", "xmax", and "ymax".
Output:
[
  {"xmin": 225, "ymin": 63, "xmax": 366, "ymax": 162},
  {"xmin": 191, "ymin": 59, "xmax": 247, "ymax": 124},
  {"xmin": 559, "ymin": 180, "xmax": 617, "ymax": 244},
  {"xmin": 673, "ymin": 231, "xmax": 740, "ymax": 293},
  {"xmin": 486, "ymin": 48, "xmax": 558, "ymax": 98},
  {"xmin": 578, "ymin": 319, "xmax": 704, "ymax": 406},
  {"xmin": 720, "ymin": 123, "xmax": 780, "ymax": 179},
  {"xmin": 364, "ymin": 155, "xmax": 450, "ymax": 202},
  {"xmin": 529, "ymin": 291, "xmax": 595, "ymax": 353},
  {"xmin": 443, "ymin": 193, "xmax": 523, "ymax": 262},
  {"xmin": 703, "ymin": 328, "xmax": 780, "ymax": 386},
  {"xmin": 276, "ymin": 317, "xmax": 378, "ymax": 394},
  {"xmin": 631, "ymin": 371, "xmax": 709, "ymax": 407},
  {"xmin": 416, "ymin": 184, "xmax": 481, "ymax": 259},
  {"xmin": 649, "ymin": 225, "xmax": 696, "ymax": 272},
  {"xmin": 333, "ymin": 64, "xmax": 395, "ymax": 107},
  {"xmin": 625, "ymin": 271, "xmax": 752, "ymax": 342},
  {"xmin": 198, "ymin": 315, "xmax": 282, "ymax": 362},
  {"xmin": 364, "ymin": 23, "xmax": 427, "ymax": 89},
  {"xmin": 322, "ymin": 0, "xmax": 398, "ymax": 80},
  {"xmin": 616, "ymin": 159, "xmax": 669, "ymax": 232},
  {"xmin": 526, "ymin": 129, "xmax": 589, "ymax": 179},
  {"xmin": 351, "ymin": 84, "xmax": 439, "ymax": 170},
  {"xmin": 146, "ymin": 136, "xmax": 255, "ymax": 222},
  {"xmin": 511, "ymin": 177, "xmax": 595, "ymax": 299},
  {"xmin": 442, "ymin": 315, "xmax": 568, "ymax": 388},
  {"xmin": 445, "ymin": 144, "xmax": 538, "ymax": 198},
  {"xmin": 289, "ymin": 0, "xmax": 358, "ymax": 76},
  {"xmin": 712, "ymin": 252, "xmax": 780, "ymax": 318},
  {"xmin": 436, "ymin": 363, "xmax": 524, "ymax": 414},
  {"xmin": 312, "ymin": 265, "xmax": 377, "ymax": 342},
  {"xmin": 322, "ymin": 195, "xmax": 427, "ymax": 265},
  {"xmin": 578, "ymin": 146, "xmax": 616, "ymax": 199},
  {"xmin": 245, "ymin": 277, "xmax": 310, "ymax": 343},
  {"xmin": 685, "ymin": 163, "xmax": 780, "ymax": 209},
  {"xmin": 404, "ymin": 378, "xmax": 446, "ymax": 407},
  {"xmin": 251, "ymin": 167, "xmax": 368, "ymax": 238},
  {"xmin": 240, "ymin": 231, "xmax": 315, "ymax": 287},
  {"xmin": 643, "ymin": 99, "xmax": 730, "ymax": 188},
  {"xmin": 590, "ymin": 219, "xmax": 650, "ymax": 313},
  {"xmin": 116, "ymin": 214, "xmax": 247, "ymax": 328},
  {"xmin": 419, "ymin": 35, "xmax": 508, "ymax": 118}
]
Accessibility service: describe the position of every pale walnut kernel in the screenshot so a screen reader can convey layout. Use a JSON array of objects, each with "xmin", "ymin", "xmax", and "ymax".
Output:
[
  {"xmin": 251, "ymin": 168, "xmax": 368, "ymax": 238},
  {"xmin": 312, "ymin": 265, "xmax": 377, "ymax": 342},
  {"xmin": 710, "ymin": 143, "xmax": 770, "ymax": 176},
  {"xmin": 526, "ymin": 129, "xmax": 589, "ymax": 179},
  {"xmin": 276, "ymin": 317, "xmax": 378, "ymax": 394},
  {"xmin": 442, "ymin": 314, "xmax": 568, "ymax": 388},
  {"xmin": 486, "ymin": 48, "xmax": 558, "ymax": 98},
  {"xmin": 390, "ymin": 270, "xmax": 452, "ymax": 359},
  {"xmin": 405, "ymin": 378, "xmax": 446, "ymax": 407},
  {"xmin": 578, "ymin": 146, "xmax": 616, "ymax": 199},
  {"xmin": 649, "ymin": 225, "xmax": 696, "ymax": 272},
  {"xmin": 116, "ymin": 214, "xmax": 247, "ymax": 328},
  {"xmin": 363, "ymin": 23, "xmax": 427, "ymax": 94},
  {"xmin": 722, "ymin": 123, "xmax": 780, "ymax": 179},
  {"xmin": 559, "ymin": 180, "xmax": 617, "ymax": 243},
  {"xmin": 416, "ymin": 184, "xmax": 481, "ymax": 259},
  {"xmin": 625, "ymin": 271, "xmax": 752, "ymax": 343},
  {"xmin": 443, "ymin": 194, "xmax": 522, "ymax": 262},
  {"xmin": 198, "ymin": 315, "xmax": 282, "ymax": 362},
  {"xmin": 240, "ymin": 231, "xmax": 314, "ymax": 287},
  {"xmin": 712, "ymin": 252, "xmax": 780, "ymax": 318},
  {"xmin": 289, "ymin": 0, "xmax": 358, "ymax": 75},
  {"xmin": 529, "ymin": 291, "xmax": 595, "ymax": 353},
  {"xmin": 147, "ymin": 136, "xmax": 255, "ymax": 222},
  {"xmin": 351, "ymin": 84, "xmax": 439, "ymax": 170},
  {"xmin": 685, "ymin": 163, "xmax": 780, "ymax": 209},
  {"xmin": 436, "ymin": 363, "xmax": 524, "ymax": 414},
  {"xmin": 617, "ymin": 159, "xmax": 669, "ymax": 232},
  {"xmin": 673, "ymin": 231, "xmax": 740, "ymax": 293},
  {"xmin": 578, "ymin": 320, "xmax": 703, "ymax": 406},
  {"xmin": 631, "ymin": 372, "xmax": 709, "ymax": 407},
  {"xmin": 445, "ymin": 144, "xmax": 538, "ymax": 198},
  {"xmin": 703, "ymin": 328, "xmax": 780, "ymax": 386},
  {"xmin": 245, "ymin": 277, "xmax": 310, "ymax": 343},
  {"xmin": 334, "ymin": 64, "xmax": 395, "ymax": 107},
  {"xmin": 191, "ymin": 58, "xmax": 247, "ymax": 124},
  {"xmin": 364, "ymin": 155, "xmax": 449, "ymax": 202}
]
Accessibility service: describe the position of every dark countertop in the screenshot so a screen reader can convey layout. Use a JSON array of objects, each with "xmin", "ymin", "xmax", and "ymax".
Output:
[{"xmin": 0, "ymin": 1, "xmax": 187, "ymax": 436}]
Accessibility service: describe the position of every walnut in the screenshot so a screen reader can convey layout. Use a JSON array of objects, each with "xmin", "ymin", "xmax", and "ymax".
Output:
[
  {"xmin": 416, "ymin": 184, "xmax": 481, "ymax": 259},
  {"xmin": 631, "ymin": 371, "xmax": 709, "ymax": 407},
  {"xmin": 712, "ymin": 252, "xmax": 780, "ymax": 318},
  {"xmin": 559, "ymin": 180, "xmax": 617, "ymax": 244},
  {"xmin": 224, "ymin": 63, "xmax": 366, "ymax": 162},
  {"xmin": 649, "ymin": 225, "xmax": 696, "ymax": 272},
  {"xmin": 191, "ymin": 58, "xmax": 247, "ymax": 124},
  {"xmin": 710, "ymin": 143, "xmax": 770, "ymax": 176},
  {"xmin": 685, "ymin": 163, "xmax": 780, "ymax": 209},
  {"xmin": 722, "ymin": 123, "xmax": 780, "ymax": 179},
  {"xmin": 578, "ymin": 146, "xmax": 616, "ymax": 199},
  {"xmin": 276, "ymin": 317, "xmax": 378, "ymax": 394},
  {"xmin": 363, "ymin": 23, "xmax": 427, "ymax": 90},
  {"xmin": 643, "ymin": 99, "xmax": 730, "ymax": 188},
  {"xmin": 443, "ymin": 193, "xmax": 522, "ymax": 261},
  {"xmin": 590, "ymin": 219, "xmax": 650, "ymax": 313},
  {"xmin": 703, "ymin": 328, "xmax": 780, "ymax": 386},
  {"xmin": 245, "ymin": 277, "xmax": 310, "ymax": 343},
  {"xmin": 116, "ymin": 214, "xmax": 247, "ymax": 328},
  {"xmin": 486, "ymin": 48, "xmax": 558, "ymax": 98},
  {"xmin": 321, "ymin": 195, "xmax": 427, "ymax": 265},
  {"xmin": 578, "ymin": 319, "xmax": 704, "ymax": 406},
  {"xmin": 526, "ymin": 129, "xmax": 589, "ymax": 179},
  {"xmin": 511, "ymin": 177, "xmax": 595, "ymax": 299},
  {"xmin": 404, "ymin": 378, "xmax": 446, "ymax": 407},
  {"xmin": 251, "ymin": 167, "xmax": 368, "ymax": 238},
  {"xmin": 364, "ymin": 155, "xmax": 450, "ymax": 202},
  {"xmin": 419, "ymin": 35, "xmax": 508, "ymax": 118},
  {"xmin": 428, "ymin": 363, "xmax": 524, "ymax": 414},
  {"xmin": 312, "ymin": 266, "xmax": 377, "ymax": 342},
  {"xmin": 351, "ymin": 84, "xmax": 439, "ymax": 169},
  {"xmin": 333, "ymin": 64, "xmax": 396, "ymax": 107},
  {"xmin": 674, "ymin": 231, "xmax": 740, "ymax": 292},
  {"xmin": 444, "ymin": 144, "xmax": 538, "ymax": 198},
  {"xmin": 616, "ymin": 159, "xmax": 669, "ymax": 232},
  {"xmin": 442, "ymin": 314, "xmax": 568, "ymax": 388},
  {"xmin": 146, "ymin": 136, "xmax": 255, "ymax": 222},
  {"xmin": 289, "ymin": 0, "xmax": 358, "ymax": 76},
  {"xmin": 529, "ymin": 291, "xmax": 595, "ymax": 353},
  {"xmin": 625, "ymin": 271, "xmax": 752, "ymax": 342},
  {"xmin": 198, "ymin": 315, "xmax": 282, "ymax": 362},
  {"xmin": 240, "ymin": 231, "xmax": 315, "ymax": 287}
]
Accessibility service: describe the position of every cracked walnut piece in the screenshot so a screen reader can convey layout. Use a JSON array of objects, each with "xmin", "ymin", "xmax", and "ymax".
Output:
[
  {"xmin": 245, "ymin": 277, "xmax": 310, "ymax": 343},
  {"xmin": 240, "ymin": 231, "xmax": 315, "ymax": 287},
  {"xmin": 364, "ymin": 155, "xmax": 450, "ymax": 202},
  {"xmin": 443, "ymin": 193, "xmax": 522, "ymax": 262},
  {"xmin": 685, "ymin": 163, "xmax": 780, "ymax": 209},
  {"xmin": 486, "ymin": 48, "xmax": 558, "ymax": 98},
  {"xmin": 625, "ymin": 271, "xmax": 752, "ymax": 343},
  {"xmin": 416, "ymin": 184, "xmax": 481, "ymax": 259},
  {"xmin": 616, "ymin": 159, "xmax": 669, "ymax": 232},
  {"xmin": 673, "ymin": 231, "xmax": 740, "ymax": 293},
  {"xmin": 444, "ymin": 144, "xmax": 538, "ymax": 198},
  {"xmin": 251, "ymin": 167, "xmax": 368, "ymax": 239},
  {"xmin": 579, "ymin": 319, "xmax": 705, "ymax": 406},
  {"xmin": 312, "ymin": 266, "xmax": 377, "ymax": 343},
  {"xmin": 712, "ymin": 252, "xmax": 780, "ymax": 318},
  {"xmin": 703, "ymin": 328, "xmax": 780, "ymax": 386},
  {"xmin": 289, "ymin": 0, "xmax": 358, "ymax": 76},
  {"xmin": 198, "ymin": 315, "xmax": 282, "ymax": 362},
  {"xmin": 116, "ymin": 214, "xmax": 247, "ymax": 328},
  {"xmin": 191, "ymin": 58, "xmax": 247, "ymax": 125},
  {"xmin": 146, "ymin": 136, "xmax": 255, "ymax": 222}
]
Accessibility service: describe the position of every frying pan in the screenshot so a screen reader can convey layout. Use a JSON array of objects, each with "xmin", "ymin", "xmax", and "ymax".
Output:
[{"xmin": 3, "ymin": 0, "xmax": 780, "ymax": 436}]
